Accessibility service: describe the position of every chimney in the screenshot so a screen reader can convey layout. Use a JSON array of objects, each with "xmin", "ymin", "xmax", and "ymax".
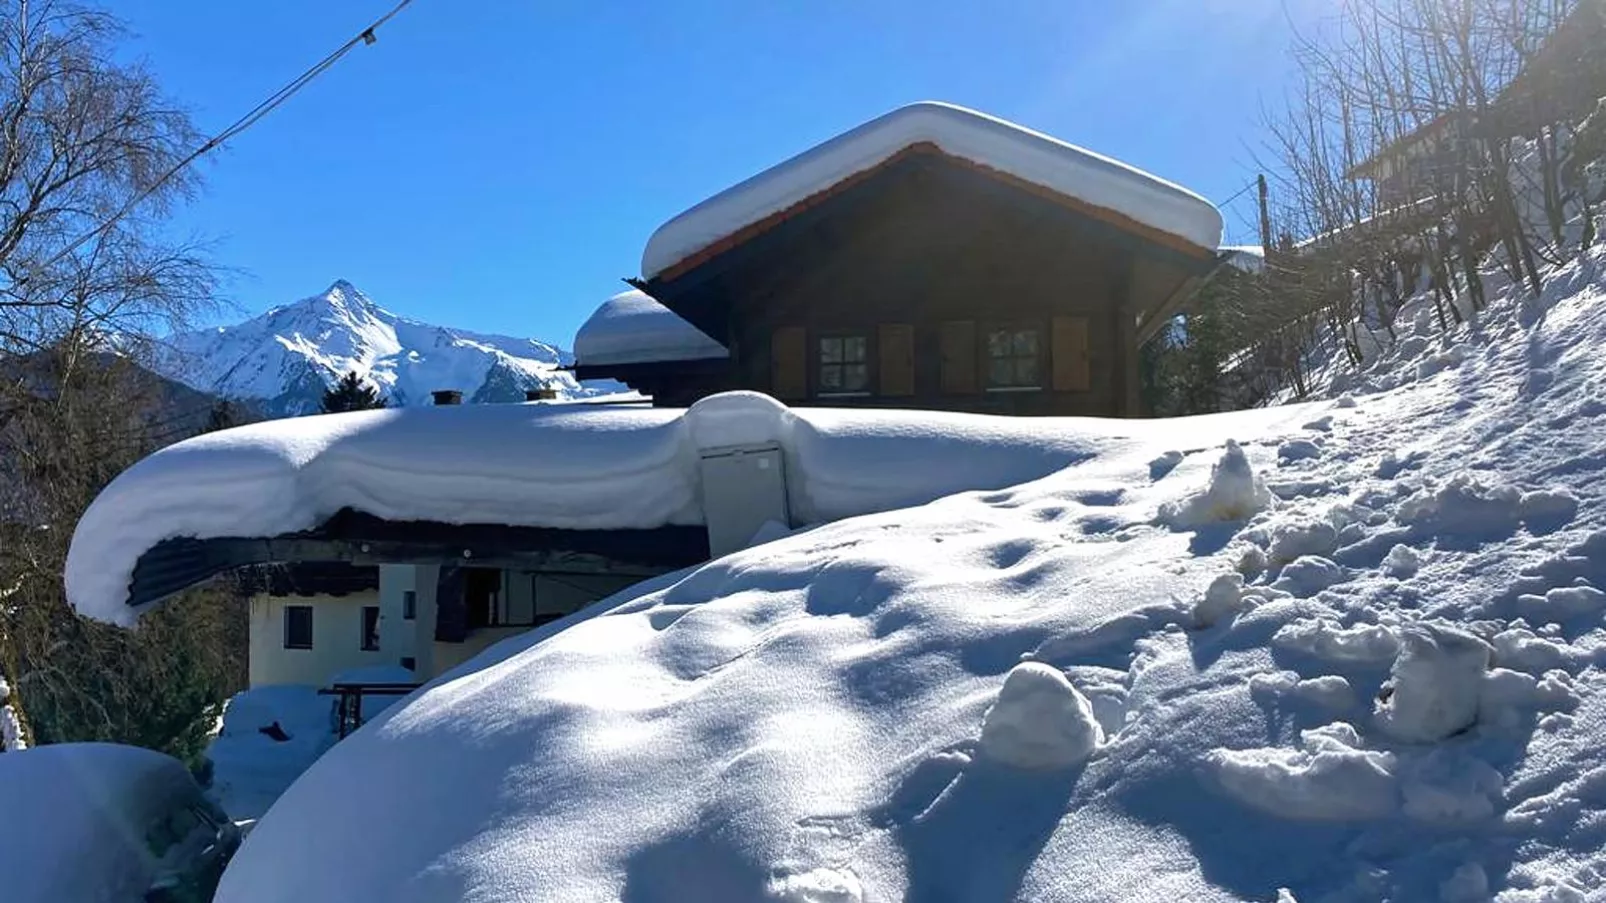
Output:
[
  {"xmin": 431, "ymin": 389, "xmax": 463, "ymax": 406},
  {"xmin": 525, "ymin": 388, "xmax": 558, "ymax": 402}
]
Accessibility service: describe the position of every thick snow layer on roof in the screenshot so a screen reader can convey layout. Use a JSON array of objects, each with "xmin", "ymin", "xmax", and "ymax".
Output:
[
  {"xmin": 2, "ymin": 743, "xmax": 199, "ymax": 901},
  {"xmin": 213, "ymin": 241, "xmax": 1606, "ymax": 902},
  {"xmin": 573, "ymin": 289, "xmax": 728, "ymax": 367},
  {"xmin": 641, "ymin": 101, "xmax": 1224, "ymax": 279},
  {"xmin": 70, "ymin": 389, "xmax": 1301, "ymax": 626}
]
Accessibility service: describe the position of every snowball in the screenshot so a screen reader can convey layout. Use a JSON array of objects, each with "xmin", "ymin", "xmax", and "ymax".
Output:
[
  {"xmin": 1269, "ymin": 520, "xmax": 1341, "ymax": 563},
  {"xmin": 1302, "ymin": 415, "xmax": 1334, "ymax": 433},
  {"xmin": 1207, "ymin": 724, "xmax": 1397, "ymax": 821},
  {"xmin": 1441, "ymin": 863, "xmax": 1490, "ymax": 903},
  {"xmin": 1159, "ymin": 440, "xmax": 1272, "ymax": 527},
  {"xmin": 1517, "ymin": 585, "xmax": 1606, "ymax": 623},
  {"xmin": 1491, "ymin": 628, "xmax": 1569, "ymax": 675},
  {"xmin": 1273, "ymin": 556, "xmax": 1347, "ymax": 597},
  {"xmin": 1249, "ymin": 672, "xmax": 1355, "ymax": 710},
  {"xmin": 1375, "ymin": 626, "xmax": 1492, "ymax": 743},
  {"xmin": 1382, "ymin": 544, "xmax": 1424, "ymax": 577},
  {"xmin": 1335, "ymin": 394, "xmax": 1358, "ymax": 408},
  {"xmin": 1194, "ymin": 573, "xmax": 1248, "ymax": 627},
  {"xmin": 1273, "ymin": 620, "xmax": 1401, "ymax": 665},
  {"xmin": 1397, "ymin": 473, "xmax": 1524, "ymax": 536},
  {"xmin": 766, "ymin": 868, "xmax": 864, "ymax": 903},
  {"xmin": 1519, "ymin": 489, "xmax": 1578, "ymax": 525},
  {"xmin": 1278, "ymin": 438, "xmax": 1323, "ymax": 462},
  {"xmin": 1149, "ymin": 450, "xmax": 1184, "ymax": 480},
  {"xmin": 978, "ymin": 662, "xmax": 1102, "ymax": 770}
]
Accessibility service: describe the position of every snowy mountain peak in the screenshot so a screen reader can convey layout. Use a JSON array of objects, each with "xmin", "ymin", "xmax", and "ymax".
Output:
[{"xmin": 153, "ymin": 282, "xmax": 613, "ymax": 416}]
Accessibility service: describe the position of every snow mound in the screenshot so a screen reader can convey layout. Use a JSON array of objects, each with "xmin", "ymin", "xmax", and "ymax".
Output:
[
  {"xmin": 573, "ymin": 289, "xmax": 728, "ymax": 366},
  {"xmin": 641, "ymin": 101, "xmax": 1222, "ymax": 279},
  {"xmin": 1158, "ymin": 439, "xmax": 1272, "ymax": 526},
  {"xmin": 977, "ymin": 662, "xmax": 1102, "ymax": 770}
]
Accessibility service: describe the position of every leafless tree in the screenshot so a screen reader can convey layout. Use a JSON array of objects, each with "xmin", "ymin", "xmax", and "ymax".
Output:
[{"xmin": 0, "ymin": 0, "xmax": 235, "ymax": 757}]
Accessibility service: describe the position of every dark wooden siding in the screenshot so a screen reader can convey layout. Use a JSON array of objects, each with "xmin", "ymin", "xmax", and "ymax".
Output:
[{"xmin": 644, "ymin": 151, "xmax": 1204, "ymax": 417}]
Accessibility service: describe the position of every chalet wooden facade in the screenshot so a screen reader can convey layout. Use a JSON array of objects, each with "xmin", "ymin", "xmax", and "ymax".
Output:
[{"xmin": 575, "ymin": 104, "xmax": 1227, "ymax": 417}]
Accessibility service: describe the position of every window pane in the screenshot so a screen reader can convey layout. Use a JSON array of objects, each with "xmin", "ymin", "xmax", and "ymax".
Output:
[
  {"xmin": 819, "ymin": 365, "xmax": 842, "ymax": 390},
  {"xmin": 844, "ymin": 336, "xmax": 867, "ymax": 362},
  {"xmin": 1014, "ymin": 330, "xmax": 1038, "ymax": 355},
  {"xmin": 402, "ymin": 590, "xmax": 416, "ymax": 620},
  {"xmin": 361, "ymin": 606, "xmax": 380, "ymax": 651},
  {"xmin": 843, "ymin": 364, "xmax": 868, "ymax": 391},
  {"xmin": 1016, "ymin": 357, "xmax": 1040, "ymax": 386},
  {"xmin": 987, "ymin": 331, "xmax": 1009, "ymax": 357},
  {"xmin": 989, "ymin": 357, "xmax": 1013, "ymax": 387},
  {"xmin": 284, "ymin": 606, "xmax": 313, "ymax": 650},
  {"xmin": 819, "ymin": 337, "xmax": 842, "ymax": 363}
]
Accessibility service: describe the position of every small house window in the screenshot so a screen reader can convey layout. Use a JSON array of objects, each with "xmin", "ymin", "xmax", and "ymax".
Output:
[
  {"xmin": 400, "ymin": 656, "xmax": 417, "ymax": 672},
  {"xmin": 818, "ymin": 335, "xmax": 869, "ymax": 395},
  {"xmin": 402, "ymin": 590, "xmax": 417, "ymax": 621},
  {"xmin": 986, "ymin": 328, "xmax": 1042, "ymax": 389},
  {"xmin": 361, "ymin": 606, "xmax": 380, "ymax": 651},
  {"xmin": 283, "ymin": 606, "xmax": 313, "ymax": 650}
]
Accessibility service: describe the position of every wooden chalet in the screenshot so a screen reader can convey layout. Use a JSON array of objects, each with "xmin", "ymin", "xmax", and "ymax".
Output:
[{"xmin": 574, "ymin": 102, "xmax": 1227, "ymax": 417}]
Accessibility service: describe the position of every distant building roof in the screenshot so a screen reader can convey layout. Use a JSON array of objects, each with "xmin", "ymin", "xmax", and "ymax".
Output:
[{"xmin": 573, "ymin": 290, "xmax": 729, "ymax": 367}]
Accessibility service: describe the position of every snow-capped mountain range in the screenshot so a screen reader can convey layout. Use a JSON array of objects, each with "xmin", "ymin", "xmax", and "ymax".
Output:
[{"xmin": 154, "ymin": 281, "xmax": 612, "ymax": 415}]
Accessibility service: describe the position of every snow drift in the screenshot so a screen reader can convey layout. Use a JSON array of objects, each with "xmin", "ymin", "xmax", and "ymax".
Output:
[{"xmin": 213, "ymin": 242, "xmax": 1606, "ymax": 902}]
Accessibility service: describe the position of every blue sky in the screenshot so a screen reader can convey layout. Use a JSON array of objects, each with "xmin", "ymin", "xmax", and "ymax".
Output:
[{"xmin": 116, "ymin": 0, "xmax": 1318, "ymax": 345}]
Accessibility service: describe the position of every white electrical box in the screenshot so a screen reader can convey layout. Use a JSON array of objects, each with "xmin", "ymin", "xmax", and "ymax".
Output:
[{"xmin": 698, "ymin": 442, "xmax": 790, "ymax": 558}]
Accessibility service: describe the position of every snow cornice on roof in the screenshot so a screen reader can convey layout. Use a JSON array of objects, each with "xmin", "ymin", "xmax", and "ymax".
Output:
[{"xmin": 640, "ymin": 101, "xmax": 1225, "ymax": 280}]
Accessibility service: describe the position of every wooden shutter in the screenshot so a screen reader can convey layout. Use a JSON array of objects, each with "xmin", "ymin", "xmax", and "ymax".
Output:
[
  {"xmin": 771, "ymin": 326, "xmax": 807, "ymax": 399},
  {"xmin": 879, "ymin": 324, "xmax": 915, "ymax": 396},
  {"xmin": 1052, "ymin": 315, "xmax": 1091, "ymax": 392},
  {"xmin": 939, "ymin": 320, "xmax": 977, "ymax": 394}
]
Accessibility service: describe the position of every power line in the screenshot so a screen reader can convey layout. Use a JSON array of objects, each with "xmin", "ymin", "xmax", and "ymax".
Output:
[
  {"xmin": 29, "ymin": 0, "xmax": 419, "ymax": 278},
  {"xmin": 1214, "ymin": 178, "xmax": 1260, "ymax": 209}
]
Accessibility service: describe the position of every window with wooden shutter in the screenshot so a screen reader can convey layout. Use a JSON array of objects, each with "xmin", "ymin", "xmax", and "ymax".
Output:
[
  {"xmin": 1052, "ymin": 316, "xmax": 1091, "ymax": 392},
  {"xmin": 771, "ymin": 326, "xmax": 807, "ymax": 399},
  {"xmin": 939, "ymin": 320, "xmax": 977, "ymax": 394},
  {"xmin": 878, "ymin": 324, "xmax": 915, "ymax": 396}
]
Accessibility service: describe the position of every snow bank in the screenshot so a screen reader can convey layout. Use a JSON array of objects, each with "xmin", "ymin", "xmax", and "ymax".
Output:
[
  {"xmin": 206, "ymin": 685, "xmax": 337, "ymax": 821},
  {"xmin": 2, "ymin": 743, "xmax": 199, "ymax": 901},
  {"xmin": 572, "ymin": 289, "xmax": 728, "ymax": 366},
  {"xmin": 641, "ymin": 101, "xmax": 1222, "ymax": 279},
  {"xmin": 977, "ymin": 662, "xmax": 1102, "ymax": 770}
]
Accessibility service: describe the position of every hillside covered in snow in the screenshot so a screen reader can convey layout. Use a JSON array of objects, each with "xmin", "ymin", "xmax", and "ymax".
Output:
[
  {"xmin": 153, "ymin": 281, "xmax": 615, "ymax": 415},
  {"xmin": 197, "ymin": 242, "xmax": 1606, "ymax": 902}
]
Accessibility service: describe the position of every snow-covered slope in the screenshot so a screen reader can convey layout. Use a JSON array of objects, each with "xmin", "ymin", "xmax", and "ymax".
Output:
[
  {"xmin": 212, "ymin": 242, "xmax": 1606, "ymax": 902},
  {"xmin": 155, "ymin": 281, "xmax": 613, "ymax": 414}
]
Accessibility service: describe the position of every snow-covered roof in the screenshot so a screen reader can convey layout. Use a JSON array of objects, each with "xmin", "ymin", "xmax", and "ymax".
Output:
[
  {"xmin": 573, "ymin": 289, "xmax": 728, "ymax": 367},
  {"xmin": 66, "ymin": 391, "xmax": 1316, "ymax": 626},
  {"xmin": 1221, "ymin": 245, "xmax": 1266, "ymax": 273},
  {"xmin": 641, "ymin": 101, "xmax": 1225, "ymax": 279}
]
